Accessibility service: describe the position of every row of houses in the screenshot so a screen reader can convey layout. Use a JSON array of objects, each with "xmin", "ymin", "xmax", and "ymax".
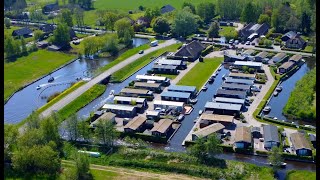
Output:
[{"xmin": 277, "ymin": 54, "xmax": 303, "ymax": 74}]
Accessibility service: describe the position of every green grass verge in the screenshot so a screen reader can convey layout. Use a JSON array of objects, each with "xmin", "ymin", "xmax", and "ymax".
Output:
[
  {"xmin": 177, "ymin": 57, "xmax": 223, "ymax": 90},
  {"xmin": 286, "ymin": 170, "xmax": 316, "ymax": 180},
  {"xmin": 110, "ymin": 43, "xmax": 181, "ymax": 82},
  {"xmin": 37, "ymin": 81, "xmax": 86, "ymax": 114},
  {"xmin": 4, "ymin": 50, "xmax": 76, "ymax": 101},
  {"xmin": 57, "ymin": 84, "xmax": 106, "ymax": 121}
]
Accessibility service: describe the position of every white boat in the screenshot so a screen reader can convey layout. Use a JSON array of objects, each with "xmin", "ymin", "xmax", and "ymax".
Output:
[
  {"xmin": 263, "ymin": 106, "xmax": 271, "ymax": 112},
  {"xmin": 202, "ymin": 86, "xmax": 208, "ymax": 91},
  {"xmin": 273, "ymin": 91, "xmax": 278, "ymax": 96},
  {"xmin": 276, "ymin": 86, "xmax": 282, "ymax": 92},
  {"xmin": 36, "ymin": 85, "xmax": 41, "ymax": 90},
  {"xmin": 269, "ymin": 162, "xmax": 287, "ymax": 168},
  {"xmin": 190, "ymin": 99, "xmax": 198, "ymax": 104},
  {"xmin": 218, "ymin": 66, "xmax": 222, "ymax": 71},
  {"xmin": 199, "ymin": 110, "xmax": 203, "ymax": 115},
  {"xmin": 222, "ymin": 74, "xmax": 226, "ymax": 80},
  {"xmin": 110, "ymin": 90, "xmax": 114, "ymax": 95},
  {"xmin": 273, "ymin": 117, "xmax": 278, "ymax": 120},
  {"xmin": 212, "ymin": 73, "xmax": 217, "ymax": 78}
]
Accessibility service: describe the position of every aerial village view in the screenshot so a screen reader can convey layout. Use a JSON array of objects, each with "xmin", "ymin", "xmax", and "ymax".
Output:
[{"xmin": 4, "ymin": 0, "xmax": 316, "ymax": 179}]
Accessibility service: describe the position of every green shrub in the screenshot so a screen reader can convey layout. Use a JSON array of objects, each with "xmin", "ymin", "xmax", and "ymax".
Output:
[{"xmin": 201, "ymin": 45, "xmax": 213, "ymax": 56}]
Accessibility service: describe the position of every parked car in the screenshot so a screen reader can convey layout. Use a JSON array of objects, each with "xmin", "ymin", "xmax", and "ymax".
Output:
[
  {"xmin": 251, "ymin": 42, "xmax": 255, "ymax": 45},
  {"xmin": 139, "ymin": 50, "xmax": 144, "ymax": 54},
  {"xmin": 229, "ymin": 39, "xmax": 234, "ymax": 44},
  {"xmin": 245, "ymin": 41, "xmax": 250, "ymax": 45},
  {"xmin": 234, "ymin": 40, "xmax": 239, "ymax": 45}
]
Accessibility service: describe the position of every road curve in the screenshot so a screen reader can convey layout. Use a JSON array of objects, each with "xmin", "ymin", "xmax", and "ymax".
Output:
[{"xmin": 40, "ymin": 39, "xmax": 177, "ymax": 118}]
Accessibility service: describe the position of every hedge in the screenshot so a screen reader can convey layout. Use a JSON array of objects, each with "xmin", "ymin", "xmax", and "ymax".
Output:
[
  {"xmin": 282, "ymin": 153, "xmax": 314, "ymax": 161},
  {"xmin": 220, "ymin": 144, "xmax": 234, "ymax": 152},
  {"xmin": 234, "ymin": 147, "xmax": 254, "ymax": 155},
  {"xmin": 255, "ymin": 45, "xmax": 274, "ymax": 49},
  {"xmin": 120, "ymin": 132, "xmax": 167, "ymax": 144},
  {"xmin": 256, "ymin": 150, "xmax": 269, "ymax": 155},
  {"xmin": 201, "ymin": 45, "xmax": 213, "ymax": 56}
]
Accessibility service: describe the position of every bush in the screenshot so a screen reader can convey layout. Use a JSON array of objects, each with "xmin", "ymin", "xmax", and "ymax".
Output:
[
  {"xmin": 282, "ymin": 153, "xmax": 313, "ymax": 161},
  {"xmin": 219, "ymin": 144, "xmax": 234, "ymax": 152},
  {"xmin": 120, "ymin": 132, "xmax": 167, "ymax": 144},
  {"xmin": 234, "ymin": 148, "xmax": 253, "ymax": 155},
  {"xmin": 256, "ymin": 150, "xmax": 269, "ymax": 155}
]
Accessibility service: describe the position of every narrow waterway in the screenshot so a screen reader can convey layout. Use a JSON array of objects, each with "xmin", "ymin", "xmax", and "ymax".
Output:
[
  {"xmin": 261, "ymin": 60, "xmax": 316, "ymax": 126},
  {"xmin": 4, "ymin": 38, "xmax": 149, "ymax": 124}
]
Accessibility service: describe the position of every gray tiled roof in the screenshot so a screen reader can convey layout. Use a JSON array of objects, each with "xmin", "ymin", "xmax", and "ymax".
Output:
[{"xmin": 263, "ymin": 125, "xmax": 279, "ymax": 143}]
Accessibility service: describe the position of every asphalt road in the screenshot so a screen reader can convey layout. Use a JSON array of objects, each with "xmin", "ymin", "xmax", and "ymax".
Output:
[{"xmin": 40, "ymin": 39, "xmax": 177, "ymax": 118}]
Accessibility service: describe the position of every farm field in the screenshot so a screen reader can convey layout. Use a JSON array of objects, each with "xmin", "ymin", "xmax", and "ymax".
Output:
[
  {"xmin": 177, "ymin": 57, "xmax": 223, "ymax": 90},
  {"xmin": 4, "ymin": 50, "xmax": 76, "ymax": 101}
]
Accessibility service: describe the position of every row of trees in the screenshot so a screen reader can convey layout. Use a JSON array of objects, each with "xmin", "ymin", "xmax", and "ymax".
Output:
[{"xmin": 4, "ymin": 35, "xmax": 38, "ymax": 61}]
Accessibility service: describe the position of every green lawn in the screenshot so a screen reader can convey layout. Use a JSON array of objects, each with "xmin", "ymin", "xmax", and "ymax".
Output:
[
  {"xmin": 4, "ymin": 50, "xmax": 76, "ymax": 101},
  {"xmin": 219, "ymin": 26, "xmax": 238, "ymax": 40},
  {"xmin": 304, "ymin": 45, "xmax": 314, "ymax": 53},
  {"xmin": 57, "ymin": 84, "xmax": 106, "ymax": 121},
  {"xmin": 177, "ymin": 57, "xmax": 223, "ymax": 90},
  {"xmin": 110, "ymin": 43, "xmax": 181, "ymax": 82},
  {"xmin": 286, "ymin": 170, "xmax": 316, "ymax": 180},
  {"xmin": 37, "ymin": 81, "xmax": 86, "ymax": 113}
]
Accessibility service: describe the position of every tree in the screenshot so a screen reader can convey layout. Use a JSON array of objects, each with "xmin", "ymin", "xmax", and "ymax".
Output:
[
  {"xmin": 78, "ymin": 120, "xmax": 91, "ymax": 142},
  {"xmin": 104, "ymin": 35, "xmax": 119, "ymax": 56},
  {"xmin": 53, "ymin": 23, "xmax": 71, "ymax": 46},
  {"xmin": 12, "ymin": 144, "xmax": 61, "ymax": 176},
  {"xmin": 300, "ymin": 11, "xmax": 311, "ymax": 34},
  {"xmin": 268, "ymin": 146, "xmax": 283, "ymax": 172},
  {"xmin": 20, "ymin": 37, "xmax": 27, "ymax": 55},
  {"xmin": 240, "ymin": 2, "xmax": 258, "ymax": 23},
  {"xmin": 59, "ymin": 9, "xmax": 73, "ymax": 27},
  {"xmin": 26, "ymin": 111, "xmax": 41, "ymax": 130},
  {"xmin": 138, "ymin": 5, "xmax": 144, "ymax": 11},
  {"xmin": 65, "ymin": 114, "xmax": 79, "ymax": 141},
  {"xmin": 72, "ymin": 151, "xmax": 92, "ymax": 179},
  {"xmin": 4, "ymin": 17, "xmax": 11, "ymax": 28},
  {"xmin": 182, "ymin": 2, "xmax": 196, "ymax": 14},
  {"xmin": 74, "ymin": 7, "xmax": 85, "ymax": 32},
  {"xmin": 264, "ymin": 39, "xmax": 273, "ymax": 47},
  {"xmin": 258, "ymin": 14, "xmax": 271, "ymax": 25},
  {"xmin": 78, "ymin": 0, "xmax": 93, "ymax": 10},
  {"xmin": 196, "ymin": 2, "xmax": 215, "ymax": 23},
  {"xmin": 152, "ymin": 17, "xmax": 170, "ymax": 35},
  {"xmin": 94, "ymin": 120, "xmax": 117, "ymax": 147},
  {"xmin": 4, "ymin": 36, "xmax": 19, "ymax": 59},
  {"xmin": 286, "ymin": 15, "xmax": 300, "ymax": 32},
  {"xmin": 171, "ymin": 10, "xmax": 198, "ymax": 37},
  {"xmin": 145, "ymin": 7, "xmax": 161, "ymax": 21},
  {"xmin": 104, "ymin": 12, "xmax": 119, "ymax": 31},
  {"xmin": 114, "ymin": 18, "xmax": 134, "ymax": 43},
  {"xmin": 188, "ymin": 134, "xmax": 222, "ymax": 164},
  {"xmin": 4, "ymin": 124, "xmax": 19, "ymax": 162},
  {"xmin": 40, "ymin": 115, "xmax": 63, "ymax": 153},
  {"xmin": 207, "ymin": 21, "xmax": 219, "ymax": 38},
  {"xmin": 33, "ymin": 30, "xmax": 43, "ymax": 42},
  {"xmin": 242, "ymin": 65, "xmax": 249, "ymax": 73},
  {"xmin": 30, "ymin": 9, "xmax": 46, "ymax": 23}
]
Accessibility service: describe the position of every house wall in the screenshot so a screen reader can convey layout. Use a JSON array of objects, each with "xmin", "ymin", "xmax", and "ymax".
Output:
[
  {"xmin": 264, "ymin": 141, "xmax": 279, "ymax": 149},
  {"xmin": 107, "ymin": 108, "xmax": 136, "ymax": 118},
  {"xmin": 161, "ymin": 96, "xmax": 189, "ymax": 103}
]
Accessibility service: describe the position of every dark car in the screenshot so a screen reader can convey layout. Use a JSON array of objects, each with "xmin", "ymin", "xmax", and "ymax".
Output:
[
  {"xmin": 251, "ymin": 42, "xmax": 255, "ymax": 45},
  {"xmin": 138, "ymin": 50, "xmax": 144, "ymax": 54}
]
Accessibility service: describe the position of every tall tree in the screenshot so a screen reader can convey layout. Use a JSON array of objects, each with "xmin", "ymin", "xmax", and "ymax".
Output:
[
  {"xmin": 286, "ymin": 15, "xmax": 300, "ymax": 32},
  {"xmin": 114, "ymin": 18, "xmax": 134, "ymax": 43},
  {"xmin": 20, "ymin": 37, "xmax": 27, "ymax": 55},
  {"xmin": 94, "ymin": 120, "xmax": 117, "ymax": 147},
  {"xmin": 196, "ymin": 2, "xmax": 215, "ymax": 23},
  {"xmin": 171, "ymin": 10, "xmax": 198, "ymax": 37},
  {"xmin": 59, "ymin": 9, "xmax": 73, "ymax": 27},
  {"xmin": 104, "ymin": 12, "xmax": 119, "ymax": 31},
  {"xmin": 240, "ymin": 2, "xmax": 258, "ymax": 23},
  {"xmin": 53, "ymin": 23, "xmax": 71, "ymax": 46},
  {"xmin": 65, "ymin": 114, "xmax": 79, "ymax": 141},
  {"xmin": 74, "ymin": 7, "xmax": 85, "ymax": 32},
  {"xmin": 33, "ymin": 30, "xmax": 43, "ymax": 41},
  {"xmin": 300, "ymin": 11, "xmax": 311, "ymax": 34},
  {"xmin": 207, "ymin": 21, "xmax": 220, "ymax": 38},
  {"xmin": 4, "ymin": 125, "xmax": 19, "ymax": 162},
  {"xmin": 26, "ymin": 111, "xmax": 41, "ymax": 130},
  {"xmin": 4, "ymin": 18, "xmax": 11, "ymax": 28},
  {"xmin": 268, "ymin": 146, "xmax": 283, "ymax": 172},
  {"xmin": 152, "ymin": 17, "xmax": 170, "ymax": 35},
  {"xmin": 78, "ymin": 120, "xmax": 91, "ymax": 142},
  {"xmin": 72, "ymin": 151, "xmax": 91, "ymax": 179},
  {"xmin": 258, "ymin": 14, "xmax": 271, "ymax": 25},
  {"xmin": 182, "ymin": 2, "xmax": 196, "ymax": 14}
]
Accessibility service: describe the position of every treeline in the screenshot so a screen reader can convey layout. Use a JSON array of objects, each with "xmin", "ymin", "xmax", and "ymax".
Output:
[
  {"xmin": 283, "ymin": 67, "xmax": 316, "ymax": 121},
  {"xmin": 4, "ymin": 35, "xmax": 38, "ymax": 61}
]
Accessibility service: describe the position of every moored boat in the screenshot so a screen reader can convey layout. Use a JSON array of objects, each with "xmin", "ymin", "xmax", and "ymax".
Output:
[
  {"xmin": 273, "ymin": 91, "xmax": 278, "ymax": 96},
  {"xmin": 263, "ymin": 106, "xmax": 271, "ymax": 112},
  {"xmin": 269, "ymin": 162, "xmax": 287, "ymax": 168},
  {"xmin": 36, "ymin": 85, "xmax": 41, "ymax": 90},
  {"xmin": 48, "ymin": 77, "xmax": 54, "ymax": 83},
  {"xmin": 276, "ymin": 86, "xmax": 282, "ymax": 92},
  {"xmin": 202, "ymin": 86, "xmax": 208, "ymax": 91}
]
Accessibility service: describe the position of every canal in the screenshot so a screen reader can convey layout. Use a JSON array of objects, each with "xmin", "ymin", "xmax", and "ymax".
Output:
[
  {"xmin": 261, "ymin": 59, "xmax": 316, "ymax": 126},
  {"xmin": 4, "ymin": 38, "xmax": 150, "ymax": 124}
]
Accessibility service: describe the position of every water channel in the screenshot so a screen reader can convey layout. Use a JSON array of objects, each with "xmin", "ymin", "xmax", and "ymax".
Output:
[
  {"xmin": 4, "ymin": 38, "xmax": 150, "ymax": 124},
  {"xmin": 261, "ymin": 58, "xmax": 316, "ymax": 126}
]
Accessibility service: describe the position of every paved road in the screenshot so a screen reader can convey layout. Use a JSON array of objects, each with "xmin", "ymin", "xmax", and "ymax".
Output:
[{"xmin": 41, "ymin": 39, "xmax": 177, "ymax": 118}]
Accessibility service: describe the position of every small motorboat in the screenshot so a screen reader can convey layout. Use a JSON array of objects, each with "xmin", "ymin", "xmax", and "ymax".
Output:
[
  {"xmin": 212, "ymin": 73, "xmax": 217, "ymax": 78},
  {"xmin": 273, "ymin": 91, "xmax": 278, "ymax": 96},
  {"xmin": 36, "ymin": 85, "xmax": 41, "ymax": 90},
  {"xmin": 222, "ymin": 74, "xmax": 226, "ymax": 80},
  {"xmin": 276, "ymin": 86, "xmax": 282, "ymax": 92},
  {"xmin": 48, "ymin": 76, "xmax": 54, "ymax": 83},
  {"xmin": 190, "ymin": 99, "xmax": 198, "ymax": 104},
  {"xmin": 273, "ymin": 117, "xmax": 278, "ymax": 120},
  {"xmin": 202, "ymin": 86, "xmax": 208, "ymax": 91},
  {"xmin": 109, "ymin": 90, "xmax": 115, "ymax": 95},
  {"xmin": 199, "ymin": 110, "xmax": 203, "ymax": 115},
  {"xmin": 217, "ymin": 66, "xmax": 222, "ymax": 71},
  {"xmin": 263, "ymin": 106, "xmax": 271, "ymax": 112},
  {"xmin": 208, "ymin": 77, "xmax": 214, "ymax": 83},
  {"xmin": 269, "ymin": 162, "xmax": 287, "ymax": 168},
  {"xmin": 194, "ymin": 118, "xmax": 198, "ymax": 123}
]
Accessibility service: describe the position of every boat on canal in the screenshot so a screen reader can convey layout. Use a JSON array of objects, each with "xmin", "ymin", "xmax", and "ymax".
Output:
[
  {"xmin": 276, "ymin": 86, "xmax": 282, "ymax": 92},
  {"xmin": 222, "ymin": 74, "xmax": 226, "ymax": 80},
  {"xmin": 199, "ymin": 110, "xmax": 203, "ymax": 115},
  {"xmin": 48, "ymin": 76, "xmax": 54, "ymax": 83},
  {"xmin": 190, "ymin": 98, "xmax": 198, "ymax": 104},
  {"xmin": 273, "ymin": 91, "xmax": 278, "ymax": 96},
  {"xmin": 217, "ymin": 66, "xmax": 222, "ymax": 71},
  {"xmin": 269, "ymin": 162, "xmax": 287, "ymax": 168},
  {"xmin": 202, "ymin": 86, "xmax": 208, "ymax": 91},
  {"xmin": 208, "ymin": 76, "xmax": 214, "ymax": 83},
  {"xmin": 110, "ymin": 90, "xmax": 115, "ymax": 95},
  {"xmin": 263, "ymin": 106, "xmax": 271, "ymax": 112},
  {"xmin": 36, "ymin": 85, "xmax": 41, "ymax": 90}
]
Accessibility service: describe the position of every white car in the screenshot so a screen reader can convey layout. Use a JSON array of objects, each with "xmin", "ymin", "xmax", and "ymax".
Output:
[{"xmin": 245, "ymin": 41, "xmax": 250, "ymax": 45}]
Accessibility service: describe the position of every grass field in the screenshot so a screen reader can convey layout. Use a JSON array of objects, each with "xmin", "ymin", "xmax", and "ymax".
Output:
[
  {"xmin": 286, "ymin": 170, "xmax": 316, "ymax": 180},
  {"xmin": 110, "ymin": 43, "xmax": 181, "ymax": 82},
  {"xmin": 4, "ymin": 50, "xmax": 76, "ymax": 101},
  {"xmin": 37, "ymin": 81, "xmax": 86, "ymax": 113},
  {"xmin": 177, "ymin": 57, "xmax": 223, "ymax": 90},
  {"xmin": 57, "ymin": 84, "xmax": 106, "ymax": 121}
]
